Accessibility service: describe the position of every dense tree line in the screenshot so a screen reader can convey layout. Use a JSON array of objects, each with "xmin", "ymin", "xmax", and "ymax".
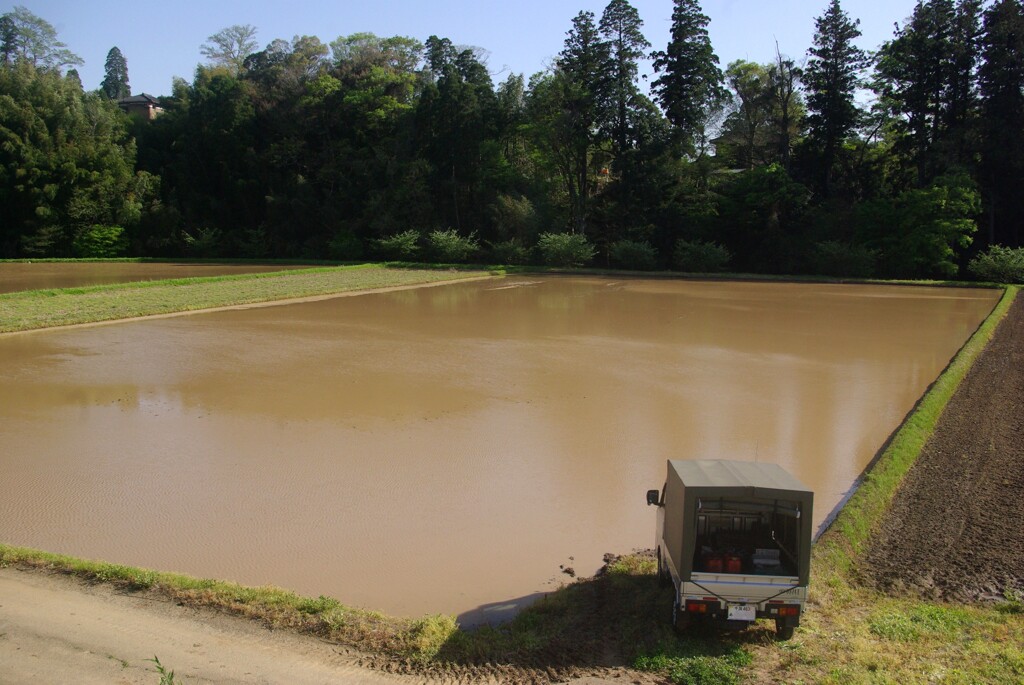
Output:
[{"xmin": 2, "ymin": 1, "xmax": 1024, "ymax": 279}]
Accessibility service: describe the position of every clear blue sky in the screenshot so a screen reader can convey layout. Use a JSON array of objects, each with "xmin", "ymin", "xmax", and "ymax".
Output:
[{"xmin": 10, "ymin": 0, "xmax": 918, "ymax": 96}]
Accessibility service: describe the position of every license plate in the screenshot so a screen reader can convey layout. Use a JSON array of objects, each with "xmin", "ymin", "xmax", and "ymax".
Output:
[{"xmin": 727, "ymin": 604, "xmax": 756, "ymax": 621}]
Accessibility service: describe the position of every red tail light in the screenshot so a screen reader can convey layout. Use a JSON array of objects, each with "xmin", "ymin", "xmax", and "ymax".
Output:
[{"xmin": 685, "ymin": 600, "xmax": 714, "ymax": 613}]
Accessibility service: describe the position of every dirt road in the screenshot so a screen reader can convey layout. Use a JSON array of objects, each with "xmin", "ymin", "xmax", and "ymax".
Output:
[
  {"xmin": 0, "ymin": 567, "xmax": 409, "ymax": 685},
  {"xmin": 0, "ymin": 567, "xmax": 630, "ymax": 684}
]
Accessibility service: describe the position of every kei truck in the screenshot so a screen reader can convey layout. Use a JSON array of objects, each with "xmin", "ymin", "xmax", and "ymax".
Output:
[{"xmin": 646, "ymin": 459, "xmax": 813, "ymax": 640}]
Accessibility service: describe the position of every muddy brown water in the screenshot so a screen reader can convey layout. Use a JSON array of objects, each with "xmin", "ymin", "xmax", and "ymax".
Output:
[
  {"xmin": 0, "ymin": 276, "xmax": 999, "ymax": 623},
  {"xmin": 0, "ymin": 261, "xmax": 315, "ymax": 294}
]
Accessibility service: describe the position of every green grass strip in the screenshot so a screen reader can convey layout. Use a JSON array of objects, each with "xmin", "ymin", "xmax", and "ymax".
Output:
[
  {"xmin": 0, "ymin": 265, "xmax": 490, "ymax": 333},
  {"xmin": 0, "ymin": 543, "xmax": 446, "ymax": 657},
  {"xmin": 813, "ymin": 285, "xmax": 1019, "ymax": 582}
]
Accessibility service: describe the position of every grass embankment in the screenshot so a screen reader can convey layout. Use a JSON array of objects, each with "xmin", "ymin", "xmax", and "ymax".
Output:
[
  {"xmin": 0, "ymin": 545, "xmax": 424, "ymax": 653},
  {"xmin": 1, "ymin": 281, "xmax": 1020, "ymax": 684},
  {"xmin": 0, "ymin": 264, "xmax": 491, "ymax": 333}
]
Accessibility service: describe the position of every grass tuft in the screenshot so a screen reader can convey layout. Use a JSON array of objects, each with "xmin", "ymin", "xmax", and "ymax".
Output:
[
  {"xmin": 147, "ymin": 655, "xmax": 180, "ymax": 685},
  {"xmin": 636, "ymin": 641, "xmax": 752, "ymax": 685},
  {"xmin": 997, "ymin": 589, "xmax": 1024, "ymax": 616},
  {"xmin": 404, "ymin": 615, "xmax": 460, "ymax": 661}
]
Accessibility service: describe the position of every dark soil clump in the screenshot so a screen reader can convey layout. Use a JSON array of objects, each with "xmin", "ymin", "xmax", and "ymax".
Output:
[{"xmin": 861, "ymin": 294, "xmax": 1024, "ymax": 601}]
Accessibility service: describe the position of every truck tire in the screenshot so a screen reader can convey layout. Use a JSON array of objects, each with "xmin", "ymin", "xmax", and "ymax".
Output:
[
  {"xmin": 657, "ymin": 549, "xmax": 671, "ymax": 587},
  {"xmin": 671, "ymin": 598, "xmax": 689, "ymax": 633},
  {"xmin": 775, "ymin": 620, "xmax": 795, "ymax": 641}
]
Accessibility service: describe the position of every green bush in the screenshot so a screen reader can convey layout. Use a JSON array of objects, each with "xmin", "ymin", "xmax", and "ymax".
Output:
[
  {"xmin": 968, "ymin": 245, "xmax": 1024, "ymax": 283},
  {"xmin": 487, "ymin": 239, "xmax": 531, "ymax": 265},
  {"xmin": 240, "ymin": 227, "xmax": 270, "ymax": 259},
  {"xmin": 372, "ymin": 230, "xmax": 420, "ymax": 260},
  {"xmin": 609, "ymin": 239, "xmax": 658, "ymax": 271},
  {"xmin": 536, "ymin": 232, "xmax": 595, "ymax": 268},
  {"xmin": 426, "ymin": 228, "xmax": 479, "ymax": 263},
  {"xmin": 182, "ymin": 226, "xmax": 222, "ymax": 258},
  {"xmin": 328, "ymin": 229, "xmax": 364, "ymax": 261},
  {"xmin": 673, "ymin": 239, "xmax": 731, "ymax": 273},
  {"xmin": 490, "ymin": 194, "xmax": 538, "ymax": 243},
  {"xmin": 73, "ymin": 224, "xmax": 127, "ymax": 258},
  {"xmin": 809, "ymin": 240, "xmax": 877, "ymax": 278},
  {"xmin": 857, "ymin": 173, "xmax": 978, "ymax": 278}
]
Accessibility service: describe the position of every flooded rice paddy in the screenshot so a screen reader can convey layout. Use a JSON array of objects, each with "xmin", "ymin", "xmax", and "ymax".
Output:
[
  {"xmin": 0, "ymin": 276, "xmax": 999, "ymax": 623},
  {"xmin": 0, "ymin": 261, "xmax": 314, "ymax": 294}
]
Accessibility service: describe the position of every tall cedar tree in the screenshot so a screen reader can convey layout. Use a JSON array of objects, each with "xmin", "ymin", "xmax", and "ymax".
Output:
[
  {"xmin": 875, "ymin": 0, "xmax": 981, "ymax": 186},
  {"xmin": 416, "ymin": 38, "xmax": 499, "ymax": 233},
  {"xmin": 946, "ymin": 0, "xmax": 983, "ymax": 165},
  {"xmin": 424, "ymin": 35, "xmax": 457, "ymax": 78},
  {"xmin": 0, "ymin": 15, "xmax": 16, "ymax": 65},
  {"xmin": 803, "ymin": 0, "xmax": 869, "ymax": 195},
  {"xmin": 100, "ymin": 46, "xmax": 129, "ymax": 100},
  {"xmin": 557, "ymin": 11, "xmax": 610, "ymax": 234},
  {"xmin": 978, "ymin": 0, "xmax": 1024, "ymax": 246},
  {"xmin": 651, "ymin": 0, "xmax": 724, "ymax": 151},
  {"xmin": 559, "ymin": 11, "xmax": 609, "ymax": 101},
  {"xmin": 599, "ymin": 0, "xmax": 650, "ymax": 160}
]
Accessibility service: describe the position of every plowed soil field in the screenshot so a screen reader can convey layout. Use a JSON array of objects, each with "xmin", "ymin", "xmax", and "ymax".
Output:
[{"xmin": 862, "ymin": 293, "xmax": 1024, "ymax": 601}]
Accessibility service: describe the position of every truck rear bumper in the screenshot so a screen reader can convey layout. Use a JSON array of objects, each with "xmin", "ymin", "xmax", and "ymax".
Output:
[
  {"xmin": 682, "ymin": 573, "xmax": 807, "ymax": 603},
  {"xmin": 679, "ymin": 574, "xmax": 806, "ymax": 625}
]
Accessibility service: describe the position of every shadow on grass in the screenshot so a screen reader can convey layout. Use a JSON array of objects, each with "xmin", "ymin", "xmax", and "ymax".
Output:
[
  {"xmin": 418, "ymin": 555, "xmax": 772, "ymax": 683},
  {"xmin": 457, "ymin": 592, "xmax": 549, "ymax": 628}
]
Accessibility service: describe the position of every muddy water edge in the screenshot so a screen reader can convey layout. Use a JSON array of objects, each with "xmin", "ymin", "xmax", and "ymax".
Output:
[
  {"xmin": 0, "ymin": 261, "xmax": 317, "ymax": 294},
  {"xmin": 0, "ymin": 276, "xmax": 999, "ymax": 623}
]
